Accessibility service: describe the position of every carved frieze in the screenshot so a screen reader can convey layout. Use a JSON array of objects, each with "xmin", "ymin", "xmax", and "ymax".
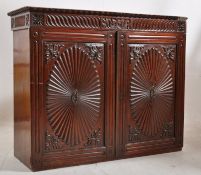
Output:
[
  {"xmin": 9, "ymin": 9, "xmax": 186, "ymax": 32},
  {"xmin": 45, "ymin": 14, "xmax": 185, "ymax": 32}
]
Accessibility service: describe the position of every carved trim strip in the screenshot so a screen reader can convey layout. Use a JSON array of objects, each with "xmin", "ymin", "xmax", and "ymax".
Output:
[{"xmin": 45, "ymin": 14, "xmax": 185, "ymax": 32}]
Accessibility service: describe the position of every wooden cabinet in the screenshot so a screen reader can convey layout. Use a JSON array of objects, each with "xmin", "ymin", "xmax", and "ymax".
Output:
[{"xmin": 8, "ymin": 7, "xmax": 187, "ymax": 171}]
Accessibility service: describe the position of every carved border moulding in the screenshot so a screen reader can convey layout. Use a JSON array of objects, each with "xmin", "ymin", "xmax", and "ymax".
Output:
[
  {"xmin": 45, "ymin": 130, "xmax": 62, "ymax": 152},
  {"xmin": 44, "ymin": 43, "xmax": 65, "ymax": 62},
  {"xmin": 162, "ymin": 45, "xmax": 176, "ymax": 60},
  {"xmin": 84, "ymin": 43, "xmax": 104, "ymax": 64},
  {"xmin": 85, "ymin": 128, "xmax": 101, "ymax": 147}
]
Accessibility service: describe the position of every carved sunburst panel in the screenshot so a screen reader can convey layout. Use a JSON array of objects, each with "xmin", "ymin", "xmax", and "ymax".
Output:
[
  {"xmin": 129, "ymin": 45, "xmax": 175, "ymax": 138},
  {"xmin": 46, "ymin": 44, "xmax": 104, "ymax": 147}
]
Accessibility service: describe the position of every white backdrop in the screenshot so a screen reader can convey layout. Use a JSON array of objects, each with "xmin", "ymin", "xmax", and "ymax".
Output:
[{"xmin": 0, "ymin": 0, "xmax": 201, "ymax": 122}]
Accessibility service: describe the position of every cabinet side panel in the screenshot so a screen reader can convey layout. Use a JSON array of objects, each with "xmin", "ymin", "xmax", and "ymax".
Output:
[{"xmin": 13, "ymin": 29, "xmax": 31, "ymax": 168}]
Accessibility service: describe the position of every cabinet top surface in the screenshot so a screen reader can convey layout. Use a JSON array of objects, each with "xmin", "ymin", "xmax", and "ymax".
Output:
[{"xmin": 8, "ymin": 6, "xmax": 187, "ymax": 20}]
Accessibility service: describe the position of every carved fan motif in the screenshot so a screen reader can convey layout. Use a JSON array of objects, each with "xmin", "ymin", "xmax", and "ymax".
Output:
[
  {"xmin": 130, "ymin": 48, "xmax": 174, "ymax": 136},
  {"xmin": 46, "ymin": 45, "xmax": 101, "ymax": 146}
]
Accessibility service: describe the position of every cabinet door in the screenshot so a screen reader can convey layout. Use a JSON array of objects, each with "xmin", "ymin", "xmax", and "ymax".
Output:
[
  {"xmin": 116, "ymin": 31, "xmax": 185, "ymax": 158},
  {"xmin": 32, "ymin": 29, "xmax": 115, "ymax": 169}
]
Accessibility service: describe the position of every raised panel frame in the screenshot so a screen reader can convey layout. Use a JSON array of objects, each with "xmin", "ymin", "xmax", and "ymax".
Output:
[{"xmin": 116, "ymin": 31, "xmax": 185, "ymax": 158}]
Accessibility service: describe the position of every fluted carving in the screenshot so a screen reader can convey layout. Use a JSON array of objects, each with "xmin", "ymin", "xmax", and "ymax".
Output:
[
  {"xmin": 130, "ymin": 47, "xmax": 175, "ymax": 136},
  {"xmin": 46, "ymin": 45, "xmax": 102, "ymax": 146}
]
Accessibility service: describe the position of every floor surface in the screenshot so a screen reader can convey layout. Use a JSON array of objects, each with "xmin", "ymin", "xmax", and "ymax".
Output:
[{"xmin": 0, "ymin": 76, "xmax": 201, "ymax": 175}]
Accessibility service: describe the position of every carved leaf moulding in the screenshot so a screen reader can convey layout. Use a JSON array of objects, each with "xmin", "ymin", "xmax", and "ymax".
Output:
[{"xmin": 10, "ymin": 12, "xmax": 186, "ymax": 32}]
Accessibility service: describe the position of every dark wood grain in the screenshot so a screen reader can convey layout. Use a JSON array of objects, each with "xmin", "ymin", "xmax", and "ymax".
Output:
[
  {"xmin": 13, "ymin": 29, "xmax": 32, "ymax": 169},
  {"xmin": 8, "ymin": 7, "xmax": 186, "ymax": 171}
]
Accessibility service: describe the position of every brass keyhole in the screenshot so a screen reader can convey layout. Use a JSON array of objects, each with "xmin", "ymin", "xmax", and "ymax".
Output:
[
  {"xmin": 149, "ymin": 85, "xmax": 156, "ymax": 98},
  {"xmin": 71, "ymin": 89, "xmax": 78, "ymax": 104}
]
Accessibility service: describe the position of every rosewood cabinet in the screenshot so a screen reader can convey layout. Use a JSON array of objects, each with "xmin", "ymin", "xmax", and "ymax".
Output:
[{"xmin": 8, "ymin": 7, "xmax": 187, "ymax": 171}]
